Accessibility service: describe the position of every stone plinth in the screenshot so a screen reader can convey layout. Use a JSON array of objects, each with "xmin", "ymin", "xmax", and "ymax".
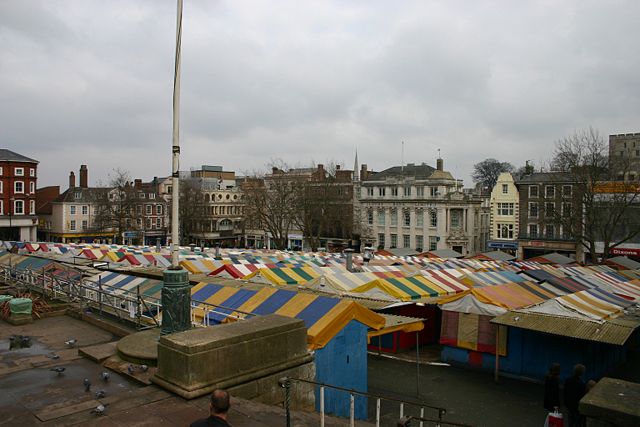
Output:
[
  {"xmin": 6, "ymin": 313, "xmax": 33, "ymax": 325},
  {"xmin": 580, "ymin": 377, "xmax": 640, "ymax": 427},
  {"xmin": 160, "ymin": 268, "xmax": 190, "ymax": 335},
  {"xmin": 152, "ymin": 314, "xmax": 315, "ymax": 406}
]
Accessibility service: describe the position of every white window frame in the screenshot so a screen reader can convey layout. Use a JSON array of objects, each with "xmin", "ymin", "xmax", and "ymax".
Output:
[
  {"xmin": 69, "ymin": 220, "xmax": 76, "ymax": 231},
  {"xmin": 529, "ymin": 185, "xmax": 538, "ymax": 198},
  {"xmin": 14, "ymin": 200, "xmax": 24, "ymax": 214},
  {"xmin": 545, "ymin": 186, "xmax": 555, "ymax": 198},
  {"xmin": 29, "ymin": 199, "xmax": 35, "ymax": 215},
  {"xmin": 81, "ymin": 220, "xmax": 88, "ymax": 230},
  {"xmin": 156, "ymin": 205, "xmax": 163, "ymax": 215},
  {"xmin": 14, "ymin": 181, "xmax": 24, "ymax": 193},
  {"xmin": 30, "ymin": 168, "xmax": 35, "ymax": 177},
  {"xmin": 502, "ymin": 184, "xmax": 508, "ymax": 194},
  {"xmin": 15, "ymin": 167, "xmax": 24, "ymax": 176},
  {"xmin": 30, "ymin": 182, "xmax": 35, "ymax": 194},
  {"xmin": 70, "ymin": 205, "xmax": 76, "ymax": 215},
  {"xmin": 0, "ymin": 200, "xmax": 3, "ymax": 214},
  {"xmin": 0, "ymin": 181, "xmax": 3, "ymax": 193},
  {"xmin": 82, "ymin": 205, "xmax": 88, "ymax": 215},
  {"xmin": 146, "ymin": 205, "xmax": 152, "ymax": 215}
]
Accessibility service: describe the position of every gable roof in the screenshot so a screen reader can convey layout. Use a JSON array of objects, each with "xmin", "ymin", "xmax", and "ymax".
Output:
[{"xmin": 365, "ymin": 163, "xmax": 436, "ymax": 181}]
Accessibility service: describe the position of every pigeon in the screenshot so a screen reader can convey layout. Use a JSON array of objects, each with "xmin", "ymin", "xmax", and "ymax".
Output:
[
  {"xmin": 100, "ymin": 371, "xmax": 110, "ymax": 381},
  {"xmin": 127, "ymin": 364, "xmax": 135, "ymax": 374},
  {"xmin": 91, "ymin": 404, "xmax": 106, "ymax": 415},
  {"xmin": 65, "ymin": 339, "xmax": 78, "ymax": 348},
  {"xmin": 95, "ymin": 390, "xmax": 106, "ymax": 399},
  {"xmin": 20, "ymin": 336, "xmax": 31, "ymax": 347},
  {"xmin": 46, "ymin": 353, "xmax": 60, "ymax": 360},
  {"xmin": 140, "ymin": 364, "xmax": 148, "ymax": 372},
  {"xmin": 50, "ymin": 367, "xmax": 66, "ymax": 376},
  {"xmin": 83, "ymin": 378, "xmax": 91, "ymax": 392}
]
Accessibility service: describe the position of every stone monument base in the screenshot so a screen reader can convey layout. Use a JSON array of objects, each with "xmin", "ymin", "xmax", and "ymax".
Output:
[{"xmin": 152, "ymin": 314, "xmax": 315, "ymax": 408}]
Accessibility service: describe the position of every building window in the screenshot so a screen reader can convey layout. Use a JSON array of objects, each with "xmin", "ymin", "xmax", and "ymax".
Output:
[
  {"xmin": 15, "ymin": 167, "xmax": 24, "ymax": 176},
  {"xmin": 528, "ymin": 224, "xmax": 538, "ymax": 237},
  {"xmin": 378, "ymin": 187, "xmax": 386, "ymax": 197},
  {"xmin": 166, "ymin": 185, "xmax": 172, "ymax": 193},
  {"xmin": 403, "ymin": 234, "xmax": 410, "ymax": 248},
  {"xmin": 30, "ymin": 168, "xmax": 35, "ymax": 177},
  {"xmin": 416, "ymin": 209, "xmax": 424, "ymax": 227},
  {"xmin": 450, "ymin": 209, "xmax": 463, "ymax": 228},
  {"xmin": 136, "ymin": 205, "xmax": 142, "ymax": 215},
  {"xmin": 430, "ymin": 187, "xmax": 438, "ymax": 197},
  {"xmin": 146, "ymin": 218, "xmax": 152, "ymax": 229},
  {"xmin": 156, "ymin": 205, "xmax": 163, "ymax": 215},
  {"xmin": 69, "ymin": 220, "xmax": 76, "ymax": 231},
  {"xmin": 545, "ymin": 224, "xmax": 555, "ymax": 238},
  {"xmin": 403, "ymin": 210, "xmax": 411, "ymax": 227},
  {"xmin": 390, "ymin": 233, "xmax": 397, "ymax": 248},
  {"xmin": 391, "ymin": 187, "xmax": 398, "ymax": 197},
  {"xmin": 497, "ymin": 203, "xmax": 514, "ymax": 216},
  {"xmin": 367, "ymin": 209, "xmax": 373, "ymax": 225},
  {"xmin": 15, "ymin": 181, "xmax": 24, "ymax": 193},
  {"xmin": 0, "ymin": 167, "xmax": 3, "ymax": 175},
  {"xmin": 416, "ymin": 186, "xmax": 424, "ymax": 197},
  {"xmin": 502, "ymin": 184, "xmax": 508, "ymax": 194},
  {"xmin": 136, "ymin": 218, "xmax": 142, "ymax": 227},
  {"xmin": 366, "ymin": 187, "xmax": 374, "ymax": 197},
  {"xmin": 404, "ymin": 187, "xmax": 411, "ymax": 197},
  {"xmin": 146, "ymin": 205, "xmax": 152, "ymax": 215},
  {"xmin": 429, "ymin": 236, "xmax": 438, "ymax": 251},
  {"xmin": 149, "ymin": 193, "xmax": 156, "ymax": 199},
  {"xmin": 390, "ymin": 209, "xmax": 398, "ymax": 226},
  {"xmin": 562, "ymin": 185, "xmax": 572, "ymax": 197},
  {"xmin": 545, "ymin": 202, "xmax": 555, "ymax": 217},
  {"xmin": 529, "ymin": 202, "xmax": 538, "ymax": 218},
  {"xmin": 70, "ymin": 205, "xmax": 76, "ymax": 215},
  {"xmin": 497, "ymin": 223, "xmax": 514, "ymax": 239},
  {"xmin": 545, "ymin": 186, "xmax": 555, "ymax": 198},
  {"xmin": 429, "ymin": 209, "xmax": 437, "ymax": 227},
  {"xmin": 29, "ymin": 200, "xmax": 35, "ymax": 215},
  {"xmin": 82, "ymin": 205, "xmax": 88, "ymax": 215},
  {"xmin": 377, "ymin": 209, "xmax": 385, "ymax": 225},
  {"xmin": 0, "ymin": 200, "xmax": 3, "ymax": 214},
  {"xmin": 0, "ymin": 181, "xmax": 3, "ymax": 193},
  {"xmin": 378, "ymin": 233, "xmax": 385, "ymax": 248},
  {"xmin": 529, "ymin": 186, "xmax": 538, "ymax": 198},
  {"xmin": 81, "ymin": 220, "xmax": 88, "ymax": 230},
  {"xmin": 156, "ymin": 218, "xmax": 161, "ymax": 228},
  {"xmin": 415, "ymin": 235, "xmax": 423, "ymax": 251}
]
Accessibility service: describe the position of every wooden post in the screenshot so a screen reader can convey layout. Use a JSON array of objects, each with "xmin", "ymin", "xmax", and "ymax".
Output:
[{"xmin": 494, "ymin": 326, "xmax": 500, "ymax": 383}]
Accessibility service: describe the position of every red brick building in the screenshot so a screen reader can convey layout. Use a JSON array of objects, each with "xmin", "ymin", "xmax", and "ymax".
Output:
[{"xmin": 0, "ymin": 149, "xmax": 39, "ymax": 241}]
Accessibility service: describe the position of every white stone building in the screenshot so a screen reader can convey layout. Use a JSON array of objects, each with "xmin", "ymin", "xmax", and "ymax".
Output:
[{"xmin": 355, "ymin": 159, "xmax": 489, "ymax": 255}]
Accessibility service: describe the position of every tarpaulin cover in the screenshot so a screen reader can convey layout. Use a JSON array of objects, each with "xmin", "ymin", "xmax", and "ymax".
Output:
[
  {"xmin": 440, "ymin": 311, "xmax": 507, "ymax": 356},
  {"xmin": 9, "ymin": 298, "xmax": 32, "ymax": 314}
]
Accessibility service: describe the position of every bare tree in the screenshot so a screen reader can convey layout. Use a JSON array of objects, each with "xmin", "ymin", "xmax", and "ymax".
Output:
[
  {"xmin": 177, "ymin": 178, "xmax": 207, "ymax": 244},
  {"xmin": 472, "ymin": 159, "xmax": 515, "ymax": 192},
  {"xmin": 93, "ymin": 169, "xmax": 142, "ymax": 244},
  {"xmin": 552, "ymin": 128, "xmax": 640, "ymax": 262}
]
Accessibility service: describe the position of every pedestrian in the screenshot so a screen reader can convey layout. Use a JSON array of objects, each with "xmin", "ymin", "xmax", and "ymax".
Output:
[
  {"xmin": 190, "ymin": 389, "xmax": 232, "ymax": 427},
  {"xmin": 564, "ymin": 364, "xmax": 587, "ymax": 427},
  {"xmin": 543, "ymin": 363, "xmax": 561, "ymax": 412}
]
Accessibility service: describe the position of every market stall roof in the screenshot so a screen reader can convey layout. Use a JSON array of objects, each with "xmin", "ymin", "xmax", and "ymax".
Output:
[
  {"xmin": 189, "ymin": 282, "xmax": 385, "ymax": 349},
  {"xmin": 526, "ymin": 252, "xmax": 577, "ymax": 265},
  {"xmin": 420, "ymin": 249, "xmax": 463, "ymax": 259},
  {"xmin": 606, "ymin": 256, "xmax": 640, "ymax": 271},
  {"xmin": 490, "ymin": 310, "xmax": 640, "ymax": 345},
  {"xmin": 368, "ymin": 314, "xmax": 425, "ymax": 338},
  {"xmin": 470, "ymin": 251, "xmax": 516, "ymax": 262},
  {"xmin": 350, "ymin": 275, "xmax": 466, "ymax": 301},
  {"xmin": 242, "ymin": 267, "xmax": 320, "ymax": 286}
]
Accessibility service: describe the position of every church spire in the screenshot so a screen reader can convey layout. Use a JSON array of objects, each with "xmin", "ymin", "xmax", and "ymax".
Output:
[{"xmin": 353, "ymin": 148, "xmax": 359, "ymax": 182}]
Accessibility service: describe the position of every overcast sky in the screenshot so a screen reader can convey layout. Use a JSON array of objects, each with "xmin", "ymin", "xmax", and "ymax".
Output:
[{"xmin": 2, "ymin": 0, "xmax": 639, "ymax": 188}]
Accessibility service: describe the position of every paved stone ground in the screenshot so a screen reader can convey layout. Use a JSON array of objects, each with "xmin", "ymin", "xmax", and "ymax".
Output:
[{"xmin": 0, "ymin": 316, "xmax": 374, "ymax": 426}]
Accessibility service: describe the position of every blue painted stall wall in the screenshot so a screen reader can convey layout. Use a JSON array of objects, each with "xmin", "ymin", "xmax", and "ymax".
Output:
[
  {"xmin": 315, "ymin": 320, "xmax": 368, "ymax": 419},
  {"xmin": 441, "ymin": 327, "xmax": 628, "ymax": 382}
]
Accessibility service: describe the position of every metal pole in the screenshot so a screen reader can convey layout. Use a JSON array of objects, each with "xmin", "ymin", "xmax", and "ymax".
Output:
[
  {"xmin": 281, "ymin": 378, "xmax": 291, "ymax": 427},
  {"xmin": 494, "ymin": 326, "xmax": 500, "ymax": 383},
  {"xmin": 170, "ymin": 0, "xmax": 183, "ymax": 268},
  {"xmin": 320, "ymin": 386, "xmax": 325, "ymax": 427},
  {"xmin": 349, "ymin": 393, "xmax": 355, "ymax": 427},
  {"xmin": 416, "ymin": 331, "xmax": 420, "ymax": 397},
  {"xmin": 376, "ymin": 398, "xmax": 381, "ymax": 427}
]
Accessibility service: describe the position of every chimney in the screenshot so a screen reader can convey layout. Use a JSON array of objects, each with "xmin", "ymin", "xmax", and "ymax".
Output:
[
  {"xmin": 336, "ymin": 165, "xmax": 340, "ymax": 170},
  {"xmin": 134, "ymin": 179, "xmax": 142, "ymax": 190},
  {"xmin": 360, "ymin": 164, "xmax": 368, "ymax": 181},
  {"xmin": 79, "ymin": 165, "xmax": 88, "ymax": 188},
  {"xmin": 345, "ymin": 248, "xmax": 354, "ymax": 272},
  {"xmin": 69, "ymin": 171, "xmax": 76, "ymax": 188},
  {"xmin": 437, "ymin": 158, "xmax": 443, "ymax": 171},
  {"xmin": 272, "ymin": 167, "xmax": 278, "ymax": 174}
]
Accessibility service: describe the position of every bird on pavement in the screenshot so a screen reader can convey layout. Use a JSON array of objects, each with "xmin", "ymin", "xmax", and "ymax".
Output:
[
  {"xmin": 46, "ymin": 353, "xmax": 60, "ymax": 360},
  {"xmin": 91, "ymin": 404, "xmax": 107, "ymax": 415},
  {"xmin": 100, "ymin": 371, "xmax": 110, "ymax": 381},
  {"xmin": 95, "ymin": 390, "xmax": 106, "ymax": 399},
  {"xmin": 65, "ymin": 339, "xmax": 78, "ymax": 348},
  {"xmin": 50, "ymin": 367, "xmax": 66, "ymax": 376},
  {"xmin": 140, "ymin": 364, "xmax": 148, "ymax": 372},
  {"xmin": 83, "ymin": 378, "xmax": 91, "ymax": 392}
]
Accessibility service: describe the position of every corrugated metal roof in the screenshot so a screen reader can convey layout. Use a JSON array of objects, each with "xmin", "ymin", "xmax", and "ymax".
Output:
[{"xmin": 490, "ymin": 310, "xmax": 640, "ymax": 345}]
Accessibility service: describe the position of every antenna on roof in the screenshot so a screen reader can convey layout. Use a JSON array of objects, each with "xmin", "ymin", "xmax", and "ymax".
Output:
[{"xmin": 437, "ymin": 148, "xmax": 441, "ymax": 159}]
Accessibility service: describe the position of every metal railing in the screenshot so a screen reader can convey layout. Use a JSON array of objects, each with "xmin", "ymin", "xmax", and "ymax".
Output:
[{"xmin": 279, "ymin": 377, "xmax": 473, "ymax": 427}]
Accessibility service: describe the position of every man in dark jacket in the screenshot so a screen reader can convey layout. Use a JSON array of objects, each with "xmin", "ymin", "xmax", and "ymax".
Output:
[
  {"xmin": 190, "ymin": 389, "xmax": 232, "ymax": 427},
  {"xmin": 564, "ymin": 364, "xmax": 586, "ymax": 427}
]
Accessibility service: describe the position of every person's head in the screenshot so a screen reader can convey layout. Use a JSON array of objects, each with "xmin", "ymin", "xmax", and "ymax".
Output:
[
  {"xmin": 549, "ymin": 363, "xmax": 561, "ymax": 376},
  {"xmin": 210, "ymin": 389, "xmax": 230, "ymax": 418},
  {"xmin": 573, "ymin": 364, "xmax": 585, "ymax": 378}
]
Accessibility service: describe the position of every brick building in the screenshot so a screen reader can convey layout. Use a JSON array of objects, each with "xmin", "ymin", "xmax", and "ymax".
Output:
[{"xmin": 0, "ymin": 149, "xmax": 39, "ymax": 241}]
